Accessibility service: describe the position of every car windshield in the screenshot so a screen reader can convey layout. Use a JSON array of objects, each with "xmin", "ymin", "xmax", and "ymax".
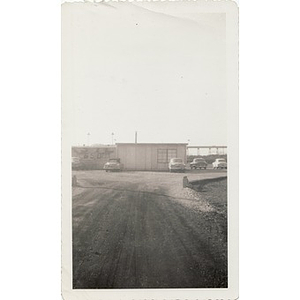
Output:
[
  {"xmin": 109, "ymin": 159, "xmax": 119, "ymax": 163},
  {"xmin": 218, "ymin": 159, "xmax": 225, "ymax": 162},
  {"xmin": 195, "ymin": 159, "xmax": 204, "ymax": 162},
  {"xmin": 172, "ymin": 158, "xmax": 182, "ymax": 163}
]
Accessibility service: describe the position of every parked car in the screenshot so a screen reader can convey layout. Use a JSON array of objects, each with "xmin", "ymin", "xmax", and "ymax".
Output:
[
  {"xmin": 190, "ymin": 158, "xmax": 208, "ymax": 169},
  {"xmin": 212, "ymin": 158, "xmax": 227, "ymax": 169},
  {"xmin": 72, "ymin": 157, "xmax": 80, "ymax": 170},
  {"xmin": 169, "ymin": 158, "xmax": 185, "ymax": 172},
  {"xmin": 103, "ymin": 158, "xmax": 123, "ymax": 172}
]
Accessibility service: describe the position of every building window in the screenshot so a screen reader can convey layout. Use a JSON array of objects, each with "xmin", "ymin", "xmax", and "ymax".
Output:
[
  {"xmin": 157, "ymin": 149, "xmax": 167, "ymax": 163},
  {"xmin": 90, "ymin": 153, "xmax": 94, "ymax": 159},
  {"xmin": 83, "ymin": 153, "xmax": 88, "ymax": 159},
  {"xmin": 167, "ymin": 149, "xmax": 177, "ymax": 161},
  {"xmin": 157, "ymin": 149, "xmax": 177, "ymax": 163},
  {"xmin": 97, "ymin": 153, "xmax": 102, "ymax": 159}
]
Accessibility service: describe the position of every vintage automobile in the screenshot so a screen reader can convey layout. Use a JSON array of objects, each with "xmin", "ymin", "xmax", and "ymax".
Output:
[
  {"xmin": 168, "ymin": 158, "xmax": 185, "ymax": 172},
  {"xmin": 212, "ymin": 158, "xmax": 227, "ymax": 169},
  {"xmin": 72, "ymin": 157, "xmax": 81, "ymax": 170},
  {"xmin": 103, "ymin": 158, "xmax": 123, "ymax": 172},
  {"xmin": 190, "ymin": 158, "xmax": 208, "ymax": 170}
]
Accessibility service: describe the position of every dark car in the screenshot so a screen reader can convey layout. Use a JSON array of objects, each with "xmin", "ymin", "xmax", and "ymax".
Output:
[{"xmin": 190, "ymin": 158, "xmax": 208, "ymax": 169}]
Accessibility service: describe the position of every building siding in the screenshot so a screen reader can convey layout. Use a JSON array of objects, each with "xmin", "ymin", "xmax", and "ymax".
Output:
[
  {"xmin": 116, "ymin": 143, "xmax": 187, "ymax": 171},
  {"xmin": 72, "ymin": 146, "xmax": 116, "ymax": 170}
]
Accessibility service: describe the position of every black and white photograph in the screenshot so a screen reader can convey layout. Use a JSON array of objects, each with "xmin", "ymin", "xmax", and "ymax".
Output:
[
  {"xmin": 4, "ymin": 1, "xmax": 300, "ymax": 300},
  {"xmin": 62, "ymin": 1, "xmax": 238, "ymax": 299}
]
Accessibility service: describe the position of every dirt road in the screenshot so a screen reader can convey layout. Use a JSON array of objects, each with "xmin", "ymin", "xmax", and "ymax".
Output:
[{"xmin": 72, "ymin": 171, "xmax": 227, "ymax": 289}]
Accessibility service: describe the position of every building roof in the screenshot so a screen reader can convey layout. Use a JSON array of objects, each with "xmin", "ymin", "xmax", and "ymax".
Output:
[
  {"xmin": 116, "ymin": 143, "xmax": 188, "ymax": 146},
  {"xmin": 72, "ymin": 145, "xmax": 116, "ymax": 149}
]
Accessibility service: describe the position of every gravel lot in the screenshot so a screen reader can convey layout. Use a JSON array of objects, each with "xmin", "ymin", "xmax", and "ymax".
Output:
[{"xmin": 72, "ymin": 170, "xmax": 227, "ymax": 288}]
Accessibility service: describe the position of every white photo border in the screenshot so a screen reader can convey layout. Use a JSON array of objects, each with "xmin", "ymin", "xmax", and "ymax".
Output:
[{"xmin": 62, "ymin": 1, "xmax": 239, "ymax": 299}]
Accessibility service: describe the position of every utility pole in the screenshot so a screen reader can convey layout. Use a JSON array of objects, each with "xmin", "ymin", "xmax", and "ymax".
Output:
[
  {"xmin": 135, "ymin": 131, "xmax": 137, "ymax": 143},
  {"xmin": 111, "ymin": 132, "xmax": 114, "ymax": 145}
]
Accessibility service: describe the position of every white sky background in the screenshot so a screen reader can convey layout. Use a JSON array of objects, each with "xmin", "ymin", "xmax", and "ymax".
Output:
[{"xmin": 62, "ymin": 2, "xmax": 226, "ymax": 146}]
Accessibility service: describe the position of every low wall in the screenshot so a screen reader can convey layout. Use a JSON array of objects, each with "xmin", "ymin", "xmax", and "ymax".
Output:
[{"xmin": 183, "ymin": 176, "xmax": 227, "ymax": 191}]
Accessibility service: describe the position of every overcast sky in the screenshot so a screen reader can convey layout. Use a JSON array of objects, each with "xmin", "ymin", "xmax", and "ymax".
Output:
[{"xmin": 62, "ymin": 2, "xmax": 226, "ymax": 146}]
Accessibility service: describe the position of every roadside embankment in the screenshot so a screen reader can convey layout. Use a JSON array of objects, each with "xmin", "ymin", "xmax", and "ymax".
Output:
[{"xmin": 188, "ymin": 176, "xmax": 227, "ymax": 192}]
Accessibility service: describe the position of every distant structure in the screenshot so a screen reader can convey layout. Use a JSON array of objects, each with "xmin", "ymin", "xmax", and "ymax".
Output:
[
  {"xmin": 72, "ymin": 145, "xmax": 116, "ymax": 170},
  {"xmin": 116, "ymin": 143, "xmax": 187, "ymax": 171},
  {"xmin": 72, "ymin": 143, "xmax": 226, "ymax": 170},
  {"xmin": 187, "ymin": 145, "xmax": 227, "ymax": 156},
  {"xmin": 72, "ymin": 143, "xmax": 187, "ymax": 171}
]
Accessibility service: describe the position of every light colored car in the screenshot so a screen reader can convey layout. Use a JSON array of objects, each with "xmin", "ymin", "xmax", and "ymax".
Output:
[
  {"xmin": 72, "ymin": 157, "xmax": 80, "ymax": 170},
  {"xmin": 212, "ymin": 158, "xmax": 227, "ymax": 169},
  {"xmin": 190, "ymin": 158, "xmax": 208, "ymax": 170},
  {"xmin": 169, "ymin": 158, "xmax": 185, "ymax": 172},
  {"xmin": 104, "ymin": 158, "xmax": 123, "ymax": 172}
]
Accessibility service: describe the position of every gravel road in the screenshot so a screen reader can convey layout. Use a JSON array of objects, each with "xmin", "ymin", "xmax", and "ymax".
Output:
[{"xmin": 72, "ymin": 170, "xmax": 227, "ymax": 289}]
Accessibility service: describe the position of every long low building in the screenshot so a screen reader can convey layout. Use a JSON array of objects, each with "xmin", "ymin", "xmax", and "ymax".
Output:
[
  {"xmin": 72, "ymin": 146, "xmax": 116, "ymax": 170},
  {"xmin": 116, "ymin": 143, "xmax": 187, "ymax": 171},
  {"xmin": 72, "ymin": 143, "xmax": 188, "ymax": 171}
]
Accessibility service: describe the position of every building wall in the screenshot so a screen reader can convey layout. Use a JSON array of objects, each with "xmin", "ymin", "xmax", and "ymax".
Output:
[
  {"xmin": 72, "ymin": 146, "xmax": 116, "ymax": 170},
  {"xmin": 116, "ymin": 143, "xmax": 187, "ymax": 171}
]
